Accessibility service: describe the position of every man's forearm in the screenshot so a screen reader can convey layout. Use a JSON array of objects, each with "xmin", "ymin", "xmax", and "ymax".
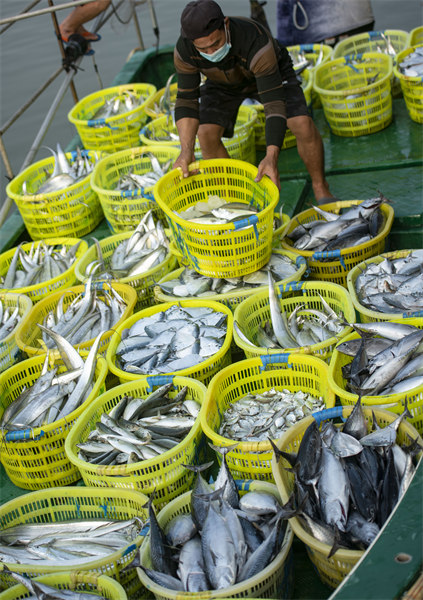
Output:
[{"xmin": 175, "ymin": 117, "xmax": 200, "ymax": 155}]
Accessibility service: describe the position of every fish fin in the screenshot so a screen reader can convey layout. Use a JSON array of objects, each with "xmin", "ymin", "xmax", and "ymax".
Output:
[
  {"xmin": 403, "ymin": 435, "xmax": 423, "ymax": 456},
  {"xmin": 268, "ymin": 437, "xmax": 296, "ymax": 466},
  {"xmin": 208, "ymin": 442, "xmax": 238, "ymax": 455},
  {"xmin": 403, "ymin": 397, "xmax": 412, "ymax": 421},
  {"xmin": 121, "ymin": 552, "xmax": 142, "ymax": 572},
  {"xmin": 327, "ymin": 525, "xmax": 342, "ymax": 559},
  {"xmin": 182, "ymin": 460, "xmax": 214, "ymax": 473},
  {"xmin": 193, "ymin": 483, "xmax": 227, "ymax": 503}
]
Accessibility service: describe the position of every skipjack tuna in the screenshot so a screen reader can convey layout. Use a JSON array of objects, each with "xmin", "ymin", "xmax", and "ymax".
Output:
[
  {"xmin": 0, "ymin": 241, "xmax": 82, "ymax": 290},
  {"xmin": 84, "ymin": 210, "xmax": 170, "ymax": 280},
  {"xmin": 114, "ymin": 153, "xmax": 173, "ymax": 192},
  {"xmin": 219, "ymin": 388, "xmax": 325, "ymax": 442},
  {"xmin": 0, "ymin": 332, "xmax": 103, "ymax": 431},
  {"xmin": 286, "ymin": 195, "xmax": 389, "ymax": 253},
  {"xmin": 354, "ymin": 250, "xmax": 423, "ymax": 314},
  {"xmin": 158, "ymin": 253, "xmax": 301, "ymax": 298},
  {"xmin": 271, "ymin": 398, "xmax": 420, "ymax": 556},
  {"xmin": 0, "ymin": 299, "xmax": 24, "ymax": 342},
  {"xmin": 337, "ymin": 321, "xmax": 423, "ymax": 396},
  {"xmin": 38, "ymin": 279, "xmax": 128, "ymax": 350},
  {"xmin": 0, "ymin": 517, "xmax": 143, "ymax": 566},
  {"xmin": 137, "ymin": 456, "xmax": 297, "ymax": 592},
  {"xmin": 76, "ymin": 382, "xmax": 200, "ymax": 466},
  {"xmin": 116, "ymin": 304, "xmax": 227, "ymax": 375}
]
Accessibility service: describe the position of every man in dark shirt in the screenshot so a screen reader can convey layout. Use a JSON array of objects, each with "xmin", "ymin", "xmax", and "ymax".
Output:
[{"xmin": 173, "ymin": 0, "xmax": 335, "ymax": 203}]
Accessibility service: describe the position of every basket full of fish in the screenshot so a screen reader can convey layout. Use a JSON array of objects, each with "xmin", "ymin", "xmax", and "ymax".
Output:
[
  {"xmin": 140, "ymin": 106, "xmax": 258, "ymax": 164},
  {"xmin": 287, "ymin": 43, "xmax": 333, "ymax": 108},
  {"xmin": 0, "ymin": 571, "xmax": 128, "ymax": 600},
  {"xmin": 271, "ymin": 404, "xmax": 422, "ymax": 588},
  {"xmin": 0, "ymin": 238, "xmax": 88, "ymax": 303},
  {"xmin": 393, "ymin": 45, "xmax": 423, "ymax": 123},
  {"xmin": 106, "ymin": 300, "xmax": 233, "ymax": 385},
  {"xmin": 200, "ymin": 353, "xmax": 334, "ymax": 482},
  {"xmin": 153, "ymin": 159, "xmax": 279, "ymax": 279},
  {"xmin": 137, "ymin": 473, "xmax": 294, "ymax": 599},
  {"xmin": 14, "ymin": 281, "xmax": 136, "ymax": 360},
  {"xmin": 143, "ymin": 75, "xmax": 177, "ymax": 120},
  {"xmin": 347, "ymin": 249, "xmax": 423, "ymax": 322},
  {"xmin": 313, "ymin": 53, "xmax": 393, "ymax": 136},
  {"xmin": 65, "ymin": 376, "xmax": 207, "ymax": 508},
  {"xmin": 68, "ymin": 83, "xmax": 157, "ymax": 153},
  {"xmin": 0, "ymin": 292, "xmax": 32, "ymax": 374},
  {"xmin": 90, "ymin": 146, "xmax": 180, "ymax": 233},
  {"xmin": 233, "ymin": 279, "xmax": 355, "ymax": 362},
  {"xmin": 154, "ymin": 249, "xmax": 307, "ymax": 311},
  {"xmin": 0, "ymin": 345, "xmax": 108, "ymax": 489},
  {"xmin": 74, "ymin": 212, "xmax": 176, "ymax": 311},
  {"xmin": 328, "ymin": 319, "xmax": 423, "ymax": 433},
  {"xmin": 6, "ymin": 146, "xmax": 104, "ymax": 241},
  {"xmin": 0, "ymin": 487, "xmax": 149, "ymax": 597},
  {"xmin": 281, "ymin": 197, "xmax": 395, "ymax": 287}
]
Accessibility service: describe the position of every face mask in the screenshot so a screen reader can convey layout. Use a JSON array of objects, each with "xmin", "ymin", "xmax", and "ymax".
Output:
[{"xmin": 198, "ymin": 26, "xmax": 231, "ymax": 62}]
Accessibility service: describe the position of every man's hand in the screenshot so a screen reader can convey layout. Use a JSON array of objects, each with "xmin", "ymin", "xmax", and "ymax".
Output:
[
  {"xmin": 173, "ymin": 150, "xmax": 195, "ymax": 178},
  {"xmin": 255, "ymin": 145, "xmax": 281, "ymax": 191}
]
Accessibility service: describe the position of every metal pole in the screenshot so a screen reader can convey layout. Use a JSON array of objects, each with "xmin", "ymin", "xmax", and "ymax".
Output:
[
  {"xmin": 0, "ymin": 0, "xmax": 43, "ymax": 35},
  {"xmin": 147, "ymin": 0, "xmax": 159, "ymax": 47},
  {"xmin": 48, "ymin": 0, "xmax": 79, "ymax": 104},
  {"xmin": 130, "ymin": 0, "xmax": 145, "ymax": 51},
  {"xmin": 0, "ymin": 137, "xmax": 17, "ymax": 228},
  {"xmin": 0, "ymin": 0, "xmax": 101, "ymax": 26}
]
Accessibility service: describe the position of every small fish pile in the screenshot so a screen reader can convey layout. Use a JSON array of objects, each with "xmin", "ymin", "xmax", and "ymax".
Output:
[
  {"xmin": 140, "ymin": 454, "xmax": 294, "ymax": 592},
  {"xmin": 92, "ymin": 90, "xmax": 146, "ymax": 120},
  {"xmin": 24, "ymin": 144, "xmax": 97, "ymax": 195},
  {"xmin": 116, "ymin": 304, "xmax": 227, "ymax": 375},
  {"xmin": 37, "ymin": 280, "xmax": 127, "ymax": 350},
  {"xmin": 158, "ymin": 253, "xmax": 300, "ymax": 298},
  {"xmin": 150, "ymin": 73, "xmax": 176, "ymax": 117},
  {"xmin": 219, "ymin": 388, "xmax": 326, "ymax": 442},
  {"xmin": 0, "ymin": 300, "xmax": 23, "ymax": 342},
  {"xmin": 398, "ymin": 46, "xmax": 423, "ymax": 77},
  {"xmin": 286, "ymin": 195, "xmax": 388, "ymax": 253},
  {"xmin": 272, "ymin": 398, "xmax": 420, "ymax": 555},
  {"xmin": 1, "ymin": 332, "xmax": 102, "ymax": 431},
  {"xmin": 374, "ymin": 32, "xmax": 397, "ymax": 57},
  {"xmin": 0, "ymin": 241, "xmax": 82, "ymax": 290},
  {"xmin": 114, "ymin": 154, "xmax": 173, "ymax": 192},
  {"xmin": 175, "ymin": 195, "xmax": 259, "ymax": 226},
  {"xmin": 0, "ymin": 517, "xmax": 143, "ymax": 566},
  {"xmin": 354, "ymin": 250, "xmax": 423, "ymax": 314},
  {"xmin": 77, "ymin": 382, "xmax": 200, "ymax": 466},
  {"xmin": 336, "ymin": 321, "xmax": 423, "ymax": 396},
  {"xmin": 84, "ymin": 211, "xmax": 169, "ymax": 281}
]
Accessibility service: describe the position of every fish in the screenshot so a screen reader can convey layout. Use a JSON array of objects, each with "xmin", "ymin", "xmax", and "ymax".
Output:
[
  {"xmin": 115, "ymin": 153, "xmax": 173, "ymax": 193},
  {"xmin": 398, "ymin": 47, "xmax": 423, "ymax": 77},
  {"xmin": 91, "ymin": 90, "xmax": 146, "ymax": 121},
  {"xmin": 174, "ymin": 194, "xmax": 259, "ymax": 227},
  {"xmin": 0, "ymin": 300, "xmax": 23, "ymax": 342}
]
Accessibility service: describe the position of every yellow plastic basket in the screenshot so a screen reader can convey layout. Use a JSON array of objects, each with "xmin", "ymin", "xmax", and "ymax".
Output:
[
  {"xmin": 233, "ymin": 280, "xmax": 355, "ymax": 363},
  {"xmin": 139, "ymin": 106, "xmax": 257, "ymax": 164},
  {"xmin": 106, "ymin": 299, "xmax": 233, "ymax": 385},
  {"xmin": 14, "ymin": 282, "xmax": 137, "ymax": 360},
  {"xmin": 0, "ymin": 237, "xmax": 88, "ymax": 303},
  {"xmin": 280, "ymin": 200, "xmax": 394, "ymax": 287},
  {"xmin": 272, "ymin": 406, "xmax": 422, "ymax": 588},
  {"xmin": 0, "ymin": 487, "xmax": 149, "ymax": 597},
  {"xmin": 90, "ymin": 146, "xmax": 180, "ymax": 233},
  {"xmin": 6, "ymin": 151, "xmax": 104, "ymax": 241},
  {"xmin": 328, "ymin": 318, "xmax": 423, "ymax": 433},
  {"xmin": 65, "ymin": 376, "xmax": 207, "ymax": 509},
  {"xmin": 153, "ymin": 159, "xmax": 279, "ymax": 279},
  {"xmin": 138, "ymin": 480, "xmax": 294, "ymax": 600},
  {"xmin": 0, "ymin": 292, "xmax": 32, "ymax": 374},
  {"xmin": 154, "ymin": 249, "xmax": 307, "ymax": 312},
  {"xmin": 313, "ymin": 53, "xmax": 393, "ymax": 137},
  {"xmin": 74, "ymin": 232, "xmax": 177, "ymax": 311},
  {"xmin": 201, "ymin": 354, "xmax": 335, "ymax": 482},
  {"xmin": 346, "ymin": 249, "xmax": 423, "ymax": 323},
  {"xmin": 0, "ymin": 572, "xmax": 127, "ymax": 600},
  {"xmin": 393, "ymin": 45, "xmax": 423, "ymax": 124},
  {"xmin": 0, "ymin": 355, "xmax": 108, "ymax": 490},
  {"xmin": 143, "ymin": 82, "xmax": 178, "ymax": 119},
  {"xmin": 68, "ymin": 83, "xmax": 156, "ymax": 153},
  {"xmin": 409, "ymin": 26, "xmax": 423, "ymax": 47}
]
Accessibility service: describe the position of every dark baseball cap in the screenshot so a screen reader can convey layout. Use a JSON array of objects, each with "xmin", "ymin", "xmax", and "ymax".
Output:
[{"xmin": 180, "ymin": 0, "xmax": 225, "ymax": 40}]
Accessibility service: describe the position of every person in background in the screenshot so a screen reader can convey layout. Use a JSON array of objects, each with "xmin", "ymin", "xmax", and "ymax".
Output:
[
  {"xmin": 173, "ymin": 0, "xmax": 336, "ymax": 204},
  {"xmin": 59, "ymin": 0, "xmax": 111, "ymax": 43},
  {"xmin": 276, "ymin": 0, "xmax": 375, "ymax": 47}
]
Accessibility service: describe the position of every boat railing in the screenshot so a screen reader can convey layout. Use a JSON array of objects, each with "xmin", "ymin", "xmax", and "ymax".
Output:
[{"xmin": 0, "ymin": 0, "xmax": 157, "ymax": 227}]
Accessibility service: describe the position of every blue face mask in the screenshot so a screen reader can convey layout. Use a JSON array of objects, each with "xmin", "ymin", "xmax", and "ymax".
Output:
[{"xmin": 198, "ymin": 26, "xmax": 231, "ymax": 62}]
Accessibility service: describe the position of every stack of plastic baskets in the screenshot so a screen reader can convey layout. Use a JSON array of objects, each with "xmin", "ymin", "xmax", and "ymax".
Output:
[
  {"xmin": 280, "ymin": 200, "xmax": 395, "ymax": 287},
  {"xmin": 393, "ymin": 45, "xmax": 423, "ymax": 123},
  {"xmin": 68, "ymin": 83, "xmax": 156, "ymax": 153},
  {"xmin": 153, "ymin": 159, "xmax": 279, "ymax": 279},
  {"xmin": 6, "ymin": 150, "xmax": 103, "ymax": 240},
  {"xmin": 313, "ymin": 53, "xmax": 393, "ymax": 137},
  {"xmin": 272, "ymin": 406, "xmax": 422, "ymax": 588},
  {"xmin": 90, "ymin": 145, "xmax": 180, "ymax": 232},
  {"xmin": 0, "ymin": 292, "xmax": 32, "ymax": 374}
]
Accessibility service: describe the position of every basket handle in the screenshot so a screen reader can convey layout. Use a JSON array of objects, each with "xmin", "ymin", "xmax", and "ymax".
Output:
[
  {"xmin": 119, "ymin": 188, "xmax": 154, "ymax": 200},
  {"xmin": 5, "ymin": 428, "xmax": 45, "ymax": 442},
  {"xmin": 146, "ymin": 375, "xmax": 174, "ymax": 392},
  {"xmin": 277, "ymin": 280, "xmax": 305, "ymax": 296},
  {"xmin": 312, "ymin": 406, "xmax": 343, "ymax": 424},
  {"xmin": 312, "ymin": 249, "xmax": 346, "ymax": 270},
  {"xmin": 403, "ymin": 310, "xmax": 423, "ymax": 318},
  {"xmin": 87, "ymin": 118, "xmax": 119, "ymax": 130},
  {"xmin": 231, "ymin": 215, "xmax": 259, "ymax": 240},
  {"xmin": 259, "ymin": 353, "xmax": 292, "ymax": 371}
]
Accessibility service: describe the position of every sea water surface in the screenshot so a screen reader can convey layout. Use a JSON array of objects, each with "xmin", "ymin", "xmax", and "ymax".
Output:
[{"xmin": 0, "ymin": 0, "xmax": 421, "ymax": 211}]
